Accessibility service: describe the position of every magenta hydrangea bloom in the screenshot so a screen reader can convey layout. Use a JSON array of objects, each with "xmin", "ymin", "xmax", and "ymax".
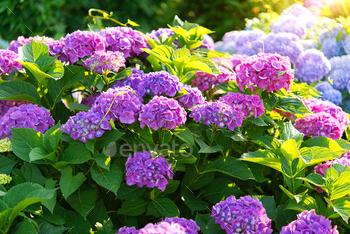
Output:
[
  {"xmin": 219, "ymin": 93, "xmax": 265, "ymax": 118},
  {"xmin": 139, "ymin": 96, "xmax": 187, "ymax": 130},
  {"xmin": 125, "ymin": 151, "xmax": 173, "ymax": 192},
  {"xmin": 91, "ymin": 86, "xmax": 143, "ymax": 125},
  {"xmin": 138, "ymin": 222, "xmax": 186, "ymax": 234},
  {"xmin": 100, "ymin": 27, "xmax": 148, "ymax": 58},
  {"xmin": 0, "ymin": 100, "xmax": 27, "ymax": 116},
  {"xmin": 0, "ymin": 104, "xmax": 54, "ymax": 139},
  {"xmin": 82, "ymin": 51, "xmax": 125, "ymax": 74},
  {"xmin": 163, "ymin": 217, "xmax": 200, "ymax": 234},
  {"xmin": 272, "ymin": 18, "xmax": 307, "ymax": 39},
  {"xmin": 280, "ymin": 210, "xmax": 338, "ymax": 234},
  {"xmin": 192, "ymin": 66, "xmax": 236, "ymax": 92},
  {"xmin": 63, "ymin": 30, "xmax": 106, "ymax": 64},
  {"xmin": 116, "ymin": 226, "xmax": 138, "ymax": 234},
  {"xmin": 113, "ymin": 68, "xmax": 146, "ymax": 97},
  {"xmin": 211, "ymin": 195, "xmax": 273, "ymax": 234},
  {"xmin": 81, "ymin": 93, "xmax": 101, "ymax": 107},
  {"xmin": 0, "ymin": 49, "xmax": 22, "ymax": 74},
  {"xmin": 142, "ymin": 71, "xmax": 182, "ymax": 97},
  {"xmin": 190, "ymin": 101, "xmax": 244, "ymax": 131},
  {"xmin": 176, "ymin": 84, "xmax": 205, "ymax": 108},
  {"xmin": 235, "ymin": 53, "xmax": 294, "ymax": 92}
]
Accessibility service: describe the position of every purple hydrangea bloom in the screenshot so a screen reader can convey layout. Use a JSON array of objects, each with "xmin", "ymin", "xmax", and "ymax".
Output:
[
  {"xmin": 138, "ymin": 222, "xmax": 186, "ymax": 234},
  {"xmin": 176, "ymin": 84, "xmax": 205, "ymax": 108},
  {"xmin": 282, "ymin": 3, "xmax": 313, "ymax": 18},
  {"xmin": 116, "ymin": 226, "xmax": 138, "ymax": 234},
  {"xmin": 113, "ymin": 68, "xmax": 146, "ymax": 97},
  {"xmin": 200, "ymin": 34, "xmax": 215, "ymax": 50},
  {"xmin": 125, "ymin": 151, "xmax": 173, "ymax": 192},
  {"xmin": 82, "ymin": 51, "xmax": 125, "ymax": 74},
  {"xmin": 211, "ymin": 195, "xmax": 273, "ymax": 234},
  {"xmin": 146, "ymin": 28, "xmax": 174, "ymax": 43},
  {"xmin": 235, "ymin": 30, "xmax": 265, "ymax": 55},
  {"xmin": 91, "ymin": 86, "xmax": 143, "ymax": 125},
  {"xmin": 272, "ymin": 18, "xmax": 307, "ymax": 39},
  {"xmin": 294, "ymin": 49, "xmax": 331, "ymax": 85},
  {"xmin": 142, "ymin": 71, "xmax": 182, "ymax": 97},
  {"xmin": 163, "ymin": 217, "xmax": 200, "ymax": 234},
  {"xmin": 321, "ymin": 38, "xmax": 344, "ymax": 59},
  {"xmin": 327, "ymin": 55, "xmax": 350, "ymax": 90},
  {"xmin": 0, "ymin": 49, "xmax": 22, "ymax": 74},
  {"xmin": 280, "ymin": 210, "xmax": 338, "ymax": 234},
  {"xmin": 63, "ymin": 30, "xmax": 106, "ymax": 64},
  {"xmin": 0, "ymin": 104, "xmax": 54, "ymax": 139},
  {"xmin": 8, "ymin": 35, "xmax": 53, "ymax": 53},
  {"xmin": 190, "ymin": 101, "xmax": 244, "ymax": 131},
  {"xmin": 219, "ymin": 93, "xmax": 265, "ymax": 118},
  {"xmin": 0, "ymin": 100, "xmax": 27, "ymax": 116},
  {"xmin": 319, "ymin": 23, "xmax": 346, "ymax": 45},
  {"xmin": 280, "ymin": 4, "xmax": 318, "ymax": 29},
  {"xmin": 100, "ymin": 27, "xmax": 148, "ymax": 58},
  {"xmin": 316, "ymin": 82, "xmax": 342, "ymax": 105},
  {"xmin": 221, "ymin": 41, "xmax": 237, "ymax": 54},
  {"xmin": 81, "ymin": 93, "xmax": 101, "ymax": 107},
  {"xmin": 192, "ymin": 66, "xmax": 236, "ymax": 92},
  {"xmin": 222, "ymin": 30, "xmax": 240, "ymax": 43},
  {"xmin": 344, "ymin": 34, "xmax": 350, "ymax": 54},
  {"xmin": 138, "ymin": 96, "xmax": 186, "ymax": 130},
  {"xmin": 235, "ymin": 53, "xmax": 294, "ymax": 92}
]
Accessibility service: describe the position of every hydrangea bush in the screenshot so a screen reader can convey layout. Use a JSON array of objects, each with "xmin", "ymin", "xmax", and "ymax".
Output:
[{"xmin": 1, "ymin": 7, "xmax": 350, "ymax": 234}]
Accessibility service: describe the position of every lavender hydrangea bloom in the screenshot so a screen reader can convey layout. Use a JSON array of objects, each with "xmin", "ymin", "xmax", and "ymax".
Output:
[
  {"xmin": 139, "ymin": 96, "xmax": 186, "ymax": 130},
  {"xmin": 221, "ymin": 41, "xmax": 237, "ymax": 54},
  {"xmin": 81, "ymin": 93, "xmax": 101, "ymax": 107},
  {"xmin": 100, "ymin": 27, "xmax": 148, "ymax": 58},
  {"xmin": 319, "ymin": 23, "xmax": 346, "ymax": 45},
  {"xmin": 8, "ymin": 35, "xmax": 53, "ymax": 53},
  {"xmin": 190, "ymin": 101, "xmax": 244, "ymax": 131},
  {"xmin": 219, "ymin": 93, "xmax": 265, "ymax": 118},
  {"xmin": 214, "ymin": 41, "xmax": 225, "ymax": 51},
  {"xmin": 0, "ymin": 100, "xmax": 27, "ymax": 116},
  {"xmin": 125, "ymin": 151, "xmax": 173, "ymax": 191},
  {"xmin": 116, "ymin": 226, "xmax": 138, "ymax": 234},
  {"xmin": 113, "ymin": 68, "xmax": 146, "ymax": 97},
  {"xmin": 83, "ymin": 51, "xmax": 125, "ymax": 74},
  {"xmin": 200, "ymin": 34, "xmax": 215, "ymax": 50},
  {"xmin": 235, "ymin": 30, "xmax": 265, "ymax": 55},
  {"xmin": 222, "ymin": 30, "xmax": 240, "ymax": 43},
  {"xmin": 344, "ymin": 34, "xmax": 350, "ymax": 54},
  {"xmin": 211, "ymin": 195, "xmax": 273, "ymax": 234},
  {"xmin": 0, "ymin": 49, "xmax": 22, "ymax": 74},
  {"xmin": 272, "ymin": 18, "xmax": 307, "ymax": 39},
  {"xmin": 63, "ymin": 30, "xmax": 106, "ymax": 64},
  {"xmin": 316, "ymin": 82, "xmax": 342, "ymax": 105},
  {"xmin": 294, "ymin": 49, "xmax": 331, "ymax": 85},
  {"xmin": 0, "ymin": 104, "xmax": 54, "ymax": 139},
  {"xmin": 176, "ymin": 84, "xmax": 205, "ymax": 108},
  {"xmin": 235, "ymin": 53, "xmax": 294, "ymax": 92},
  {"xmin": 280, "ymin": 210, "xmax": 338, "ymax": 234},
  {"xmin": 146, "ymin": 28, "xmax": 174, "ymax": 42},
  {"xmin": 142, "ymin": 71, "xmax": 182, "ymax": 97},
  {"xmin": 138, "ymin": 222, "xmax": 186, "ymax": 234},
  {"xmin": 321, "ymin": 38, "xmax": 344, "ymax": 59},
  {"xmin": 163, "ymin": 217, "xmax": 200, "ymax": 234},
  {"xmin": 327, "ymin": 55, "xmax": 350, "ymax": 90}
]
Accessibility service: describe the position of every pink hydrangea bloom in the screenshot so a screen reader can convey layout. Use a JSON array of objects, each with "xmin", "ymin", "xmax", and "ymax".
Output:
[
  {"xmin": 82, "ymin": 51, "xmax": 125, "ymax": 73},
  {"xmin": 0, "ymin": 49, "xmax": 22, "ymax": 74}
]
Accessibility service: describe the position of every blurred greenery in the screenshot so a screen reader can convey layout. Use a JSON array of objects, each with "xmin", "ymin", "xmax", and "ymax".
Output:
[{"xmin": 0, "ymin": 0, "xmax": 321, "ymax": 42}]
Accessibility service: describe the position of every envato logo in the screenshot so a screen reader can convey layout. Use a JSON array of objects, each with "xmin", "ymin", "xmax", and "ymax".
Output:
[{"xmin": 102, "ymin": 140, "xmax": 193, "ymax": 158}]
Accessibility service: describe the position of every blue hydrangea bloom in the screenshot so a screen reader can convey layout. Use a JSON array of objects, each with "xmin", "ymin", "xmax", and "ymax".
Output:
[
  {"xmin": 344, "ymin": 34, "xmax": 350, "ymax": 54},
  {"xmin": 235, "ymin": 30, "xmax": 265, "ymax": 55},
  {"xmin": 327, "ymin": 55, "xmax": 350, "ymax": 90},
  {"xmin": 316, "ymin": 82, "xmax": 343, "ymax": 105},
  {"xmin": 321, "ymin": 37, "xmax": 344, "ymax": 59}
]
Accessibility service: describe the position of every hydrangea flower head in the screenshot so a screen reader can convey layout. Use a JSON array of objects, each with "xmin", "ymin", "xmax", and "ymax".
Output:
[
  {"xmin": 0, "ymin": 104, "xmax": 54, "ymax": 139},
  {"xmin": 146, "ymin": 28, "xmax": 174, "ymax": 43},
  {"xmin": 316, "ymin": 82, "xmax": 342, "ymax": 105},
  {"xmin": 344, "ymin": 34, "xmax": 350, "ymax": 54},
  {"xmin": 319, "ymin": 23, "xmax": 346, "ymax": 45},
  {"xmin": 81, "ymin": 93, "xmax": 101, "ymax": 107},
  {"xmin": 222, "ymin": 30, "xmax": 240, "ymax": 43},
  {"xmin": 321, "ymin": 38, "xmax": 344, "ymax": 59},
  {"xmin": 235, "ymin": 53, "xmax": 294, "ymax": 92},
  {"xmin": 315, "ymin": 157, "xmax": 350, "ymax": 177},
  {"xmin": 113, "ymin": 68, "xmax": 146, "ymax": 97},
  {"xmin": 125, "ymin": 151, "xmax": 173, "ymax": 192},
  {"xmin": 327, "ymin": 55, "xmax": 350, "ymax": 90},
  {"xmin": 138, "ymin": 222, "xmax": 186, "ymax": 234},
  {"xmin": 8, "ymin": 35, "xmax": 55, "ymax": 53},
  {"xmin": 0, "ymin": 49, "xmax": 22, "ymax": 74},
  {"xmin": 63, "ymin": 30, "xmax": 106, "ymax": 64},
  {"xmin": 219, "ymin": 93, "xmax": 265, "ymax": 118},
  {"xmin": 138, "ymin": 96, "xmax": 186, "ymax": 130},
  {"xmin": 0, "ymin": 174, "xmax": 12, "ymax": 185},
  {"xmin": 0, "ymin": 137, "xmax": 11, "ymax": 153},
  {"xmin": 142, "ymin": 71, "xmax": 182, "ymax": 97},
  {"xmin": 100, "ymin": 27, "xmax": 148, "ymax": 58},
  {"xmin": 272, "ymin": 18, "xmax": 307, "ymax": 38},
  {"xmin": 280, "ymin": 210, "xmax": 338, "ymax": 234},
  {"xmin": 83, "ymin": 51, "xmax": 125, "ymax": 74},
  {"xmin": 176, "ymin": 84, "xmax": 205, "ymax": 108},
  {"xmin": 116, "ymin": 226, "xmax": 138, "ymax": 234},
  {"xmin": 0, "ymin": 100, "xmax": 27, "ymax": 116},
  {"xmin": 211, "ymin": 195, "xmax": 273, "ymax": 234},
  {"xmin": 234, "ymin": 30, "xmax": 265, "ymax": 55},
  {"xmin": 190, "ymin": 101, "xmax": 244, "ymax": 131},
  {"xmin": 163, "ymin": 217, "xmax": 200, "ymax": 234},
  {"xmin": 294, "ymin": 49, "xmax": 331, "ymax": 85}
]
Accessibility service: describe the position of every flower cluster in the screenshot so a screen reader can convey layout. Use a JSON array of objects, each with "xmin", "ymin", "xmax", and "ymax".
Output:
[
  {"xmin": 142, "ymin": 71, "xmax": 182, "ymax": 97},
  {"xmin": 8, "ymin": 35, "xmax": 50, "ymax": 53},
  {"xmin": 81, "ymin": 93, "xmax": 100, "ymax": 107},
  {"xmin": 280, "ymin": 3, "xmax": 318, "ymax": 28},
  {"xmin": 235, "ymin": 53, "xmax": 294, "ymax": 92},
  {"xmin": 0, "ymin": 49, "xmax": 22, "ymax": 74},
  {"xmin": 139, "ymin": 96, "xmax": 186, "ymax": 130},
  {"xmin": 192, "ymin": 66, "xmax": 236, "ymax": 92},
  {"xmin": 344, "ymin": 34, "xmax": 350, "ymax": 54},
  {"xmin": 146, "ymin": 28, "xmax": 175, "ymax": 43},
  {"xmin": 100, "ymin": 27, "xmax": 148, "ymax": 58},
  {"xmin": 83, "ymin": 51, "xmax": 125, "ymax": 74},
  {"xmin": 163, "ymin": 217, "xmax": 200, "ymax": 234},
  {"xmin": 113, "ymin": 68, "xmax": 146, "ymax": 97},
  {"xmin": 176, "ymin": 84, "xmax": 205, "ymax": 108},
  {"xmin": 0, "ymin": 100, "xmax": 27, "ymax": 116},
  {"xmin": 272, "ymin": 18, "xmax": 307, "ymax": 39},
  {"xmin": 138, "ymin": 222, "xmax": 186, "ymax": 234},
  {"xmin": 219, "ymin": 93, "xmax": 265, "ymax": 118},
  {"xmin": 125, "ymin": 151, "xmax": 173, "ymax": 192},
  {"xmin": 0, "ymin": 103, "xmax": 54, "ymax": 139},
  {"xmin": 280, "ymin": 210, "xmax": 338, "ymax": 234},
  {"xmin": 63, "ymin": 30, "xmax": 106, "ymax": 64},
  {"xmin": 190, "ymin": 101, "xmax": 244, "ymax": 131},
  {"xmin": 116, "ymin": 226, "xmax": 138, "ymax": 234},
  {"xmin": 316, "ymin": 82, "xmax": 342, "ymax": 105},
  {"xmin": 294, "ymin": 49, "xmax": 331, "ymax": 85},
  {"xmin": 0, "ymin": 174, "xmax": 12, "ymax": 185},
  {"xmin": 0, "ymin": 137, "xmax": 11, "ymax": 153},
  {"xmin": 321, "ymin": 37, "xmax": 344, "ymax": 59},
  {"xmin": 234, "ymin": 30, "xmax": 265, "ymax": 55},
  {"xmin": 211, "ymin": 195, "xmax": 273, "ymax": 234},
  {"xmin": 315, "ymin": 158, "xmax": 350, "ymax": 177},
  {"xmin": 327, "ymin": 55, "xmax": 350, "ymax": 91}
]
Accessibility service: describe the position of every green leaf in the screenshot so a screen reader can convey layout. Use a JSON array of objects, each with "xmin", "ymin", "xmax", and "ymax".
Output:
[
  {"xmin": 123, "ymin": 123, "xmax": 154, "ymax": 145},
  {"xmin": 252, "ymin": 136, "xmax": 281, "ymax": 150},
  {"xmin": 330, "ymin": 197, "xmax": 350, "ymax": 223},
  {"xmin": 260, "ymin": 196, "xmax": 278, "ymax": 220},
  {"xmin": 275, "ymin": 97, "xmax": 309, "ymax": 114},
  {"xmin": 42, "ymin": 122, "xmax": 62, "ymax": 153},
  {"xmin": 154, "ymin": 180, "xmax": 180, "ymax": 197},
  {"xmin": 90, "ymin": 164, "xmax": 122, "ymax": 196},
  {"xmin": 205, "ymin": 157, "xmax": 255, "ymax": 180},
  {"xmin": 222, "ymin": 128, "xmax": 247, "ymax": 142},
  {"xmin": 247, "ymin": 116, "xmax": 268, "ymax": 126},
  {"xmin": 240, "ymin": 150, "xmax": 282, "ymax": 173},
  {"xmin": 35, "ymin": 218, "xmax": 68, "ymax": 234},
  {"xmin": 11, "ymin": 128, "xmax": 43, "ymax": 162},
  {"xmin": 92, "ymin": 153, "xmax": 111, "ymax": 171},
  {"xmin": 301, "ymin": 137, "xmax": 347, "ymax": 156},
  {"xmin": 117, "ymin": 199, "xmax": 148, "ymax": 216},
  {"xmin": 117, "ymin": 184, "xmax": 146, "ymax": 201},
  {"xmin": 66, "ymin": 189, "xmax": 96, "ymax": 220},
  {"xmin": 196, "ymin": 139, "xmax": 222, "ymax": 153},
  {"xmin": 286, "ymin": 195, "xmax": 319, "ymax": 214},
  {"xmin": 146, "ymin": 202, "xmax": 162, "ymax": 218},
  {"xmin": 87, "ymin": 200, "xmax": 108, "ymax": 227},
  {"xmin": 152, "ymin": 198, "xmax": 179, "ymax": 217},
  {"xmin": 173, "ymin": 126, "xmax": 194, "ymax": 145},
  {"xmin": 280, "ymin": 139, "xmax": 304, "ymax": 173},
  {"xmin": 29, "ymin": 147, "xmax": 55, "ymax": 163},
  {"xmin": 281, "ymin": 121, "xmax": 304, "ymax": 144},
  {"xmin": 0, "ymin": 80, "xmax": 41, "ymax": 104},
  {"xmin": 46, "ymin": 60, "xmax": 64, "ymax": 80},
  {"xmin": 95, "ymin": 129, "xmax": 125, "ymax": 150},
  {"xmin": 69, "ymin": 103, "xmax": 91, "ymax": 112},
  {"xmin": 20, "ymin": 62, "xmax": 53, "ymax": 83},
  {"xmin": 64, "ymin": 210, "xmax": 91, "ymax": 233},
  {"xmin": 261, "ymin": 91, "xmax": 278, "ymax": 111},
  {"xmin": 18, "ymin": 40, "xmax": 55, "ymax": 67},
  {"xmin": 275, "ymin": 205, "xmax": 298, "ymax": 231},
  {"xmin": 298, "ymin": 173, "xmax": 326, "ymax": 187},
  {"xmin": 13, "ymin": 218, "xmax": 37, "ymax": 234},
  {"xmin": 299, "ymin": 147, "xmax": 339, "ymax": 166},
  {"xmin": 0, "ymin": 156, "xmax": 17, "ymax": 174},
  {"xmin": 59, "ymin": 166, "xmax": 87, "ymax": 199},
  {"xmin": 64, "ymin": 142, "xmax": 93, "ymax": 164},
  {"xmin": 41, "ymin": 179, "xmax": 57, "ymax": 214},
  {"xmin": 215, "ymin": 81, "xmax": 241, "ymax": 93},
  {"xmin": 182, "ymin": 61, "xmax": 212, "ymax": 77},
  {"xmin": 21, "ymin": 164, "xmax": 47, "ymax": 186},
  {"xmin": 203, "ymin": 178, "xmax": 244, "ymax": 204},
  {"xmin": 181, "ymin": 189, "xmax": 209, "ymax": 214}
]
